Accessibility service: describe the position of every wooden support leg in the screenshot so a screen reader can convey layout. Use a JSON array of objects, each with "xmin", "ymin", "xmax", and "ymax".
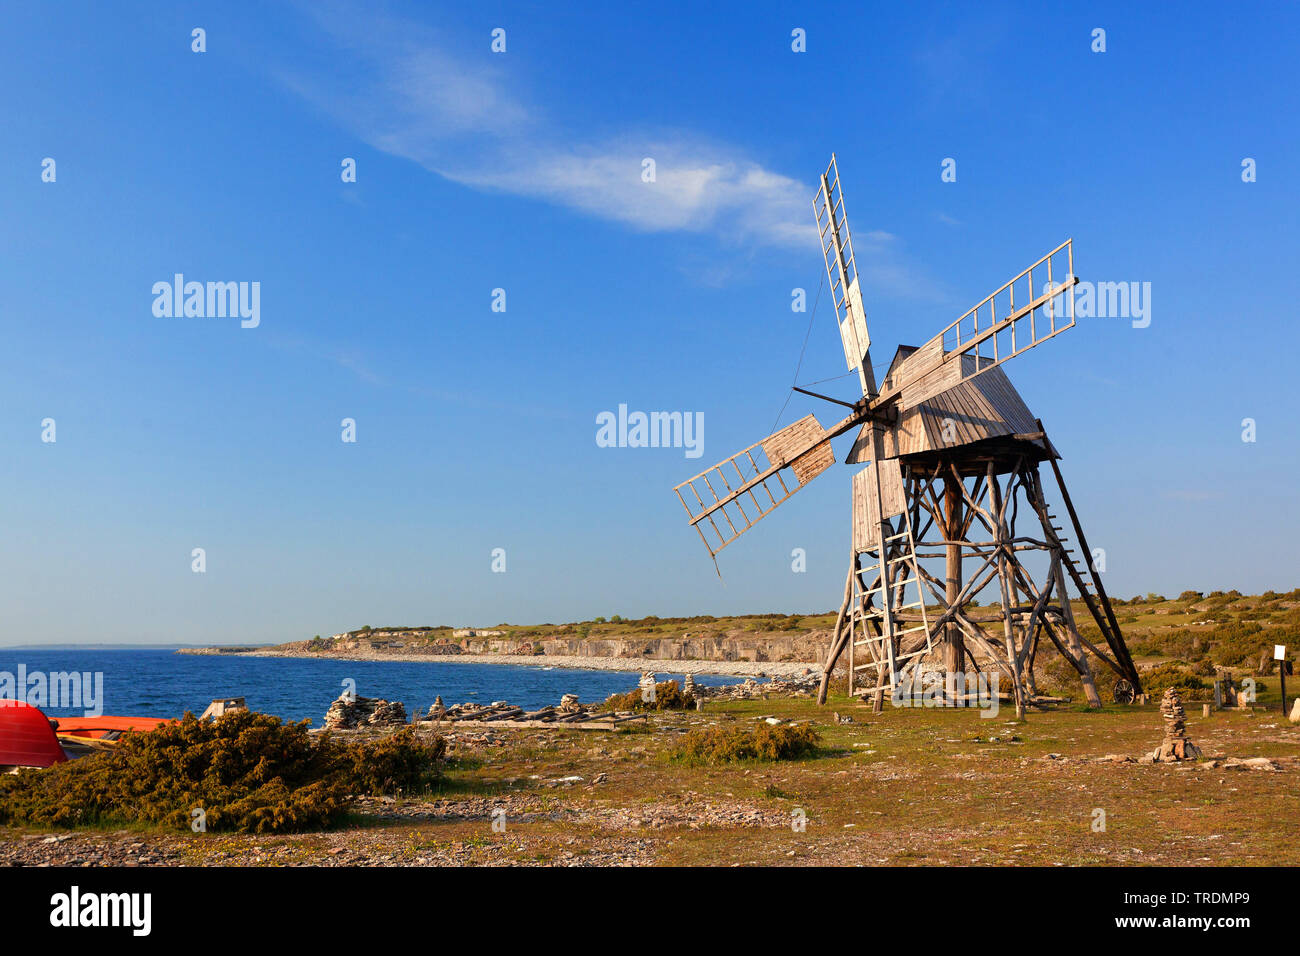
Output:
[
  {"xmin": 817, "ymin": 560, "xmax": 856, "ymax": 705},
  {"xmin": 1020, "ymin": 462, "xmax": 1105, "ymax": 708},
  {"xmin": 989, "ymin": 467, "xmax": 1027, "ymax": 720},
  {"xmin": 1051, "ymin": 552, "xmax": 1103, "ymax": 708},
  {"xmin": 942, "ymin": 470, "xmax": 965, "ymax": 677}
]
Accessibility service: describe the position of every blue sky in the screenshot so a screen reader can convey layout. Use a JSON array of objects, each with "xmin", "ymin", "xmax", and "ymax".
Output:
[{"xmin": 2, "ymin": 1, "xmax": 1298, "ymax": 645}]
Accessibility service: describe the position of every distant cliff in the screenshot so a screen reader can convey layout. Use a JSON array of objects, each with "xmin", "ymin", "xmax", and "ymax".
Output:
[
  {"xmin": 279, "ymin": 629, "xmax": 827, "ymax": 664},
  {"xmin": 177, "ymin": 613, "xmax": 836, "ymax": 665}
]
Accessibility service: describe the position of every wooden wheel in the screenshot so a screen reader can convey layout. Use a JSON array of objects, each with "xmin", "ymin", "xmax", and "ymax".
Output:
[{"xmin": 1113, "ymin": 679, "xmax": 1135, "ymax": 705}]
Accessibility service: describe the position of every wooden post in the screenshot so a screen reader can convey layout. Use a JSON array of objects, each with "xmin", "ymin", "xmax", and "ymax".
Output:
[
  {"xmin": 989, "ymin": 468, "xmax": 1026, "ymax": 720},
  {"xmin": 942, "ymin": 470, "xmax": 965, "ymax": 682},
  {"xmin": 1050, "ymin": 552, "xmax": 1103, "ymax": 708},
  {"xmin": 816, "ymin": 561, "xmax": 856, "ymax": 705},
  {"xmin": 1281, "ymin": 660, "xmax": 1288, "ymax": 719}
]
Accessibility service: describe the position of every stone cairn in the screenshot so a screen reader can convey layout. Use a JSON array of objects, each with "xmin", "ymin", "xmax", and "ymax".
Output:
[
  {"xmin": 638, "ymin": 672, "xmax": 658, "ymax": 703},
  {"xmin": 424, "ymin": 695, "xmax": 447, "ymax": 720},
  {"xmin": 558, "ymin": 693, "xmax": 582, "ymax": 713},
  {"xmin": 687, "ymin": 670, "xmax": 820, "ymax": 704},
  {"xmin": 323, "ymin": 693, "xmax": 408, "ymax": 730},
  {"xmin": 1151, "ymin": 688, "xmax": 1202, "ymax": 762}
]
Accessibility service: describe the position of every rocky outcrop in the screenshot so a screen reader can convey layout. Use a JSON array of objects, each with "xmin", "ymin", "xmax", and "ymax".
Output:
[
  {"xmin": 324, "ymin": 694, "xmax": 407, "ymax": 730},
  {"xmin": 690, "ymin": 671, "xmax": 820, "ymax": 703}
]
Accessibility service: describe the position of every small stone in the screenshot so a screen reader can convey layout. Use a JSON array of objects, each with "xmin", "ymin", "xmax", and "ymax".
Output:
[{"xmin": 1240, "ymin": 757, "xmax": 1278, "ymax": 771}]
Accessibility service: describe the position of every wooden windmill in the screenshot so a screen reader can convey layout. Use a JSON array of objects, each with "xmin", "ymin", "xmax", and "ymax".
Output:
[{"xmin": 673, "ymin": 155, "xmax": 1142, "ymax": 718}]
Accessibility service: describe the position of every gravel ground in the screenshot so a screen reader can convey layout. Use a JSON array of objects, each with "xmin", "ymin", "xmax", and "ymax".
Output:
[{"xmin": 0, "ymin": 791, "xmax": 789, "ymax": 867}]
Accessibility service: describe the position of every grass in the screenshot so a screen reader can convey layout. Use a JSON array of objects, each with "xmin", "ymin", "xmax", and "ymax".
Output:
[
  {"xmin": 34, "ymin": 690, "xmax": 1285, "ymax": 867},
  {"xmin": 10, "ymin": 588, "xmax": 1299, "ymax": 865}
]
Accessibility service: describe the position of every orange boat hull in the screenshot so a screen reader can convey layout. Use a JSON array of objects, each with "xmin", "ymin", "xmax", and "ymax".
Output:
[{"xmin": 52, "ymin": 716, "xmax": 174, "ymax": 739}]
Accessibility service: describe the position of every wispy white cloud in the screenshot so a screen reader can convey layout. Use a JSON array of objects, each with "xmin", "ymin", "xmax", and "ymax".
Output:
[
  {"xmin": 277, "ymin": 1, "xmax": 954, "ymax": 313},
  {"xmin": 280, "ymin": 5, "xmax": 815, "ymax": 247},
  {"xmin": 450, "ymin": 142, "xmax": 816, "ymax": 245}
]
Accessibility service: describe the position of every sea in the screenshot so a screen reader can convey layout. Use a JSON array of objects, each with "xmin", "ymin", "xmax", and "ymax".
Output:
[{"xmin": 0, "ymin": 648, "xmax": 746, "ymax": 723}]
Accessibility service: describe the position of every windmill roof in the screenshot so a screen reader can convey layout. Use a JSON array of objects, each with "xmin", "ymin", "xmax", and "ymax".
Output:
[{"xmin": 848, "ymin": 343, "xmax": 1058, "ymax": 467}]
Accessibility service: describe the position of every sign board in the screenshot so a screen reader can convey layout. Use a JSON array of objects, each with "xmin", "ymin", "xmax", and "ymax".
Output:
[{"xmin": 1275, "ymin": 644, "xmax": 1287, "ymax": 661}]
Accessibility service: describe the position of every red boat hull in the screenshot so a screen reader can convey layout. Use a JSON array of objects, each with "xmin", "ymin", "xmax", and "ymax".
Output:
[{"xmin": 0, "ymin": 700, "xmax": 68, "ymax": 768}]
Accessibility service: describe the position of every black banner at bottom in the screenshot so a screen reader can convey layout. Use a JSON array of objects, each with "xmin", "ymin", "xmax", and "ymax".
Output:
[{"xmin": 0, "ymin": 865, "xmax": 1281, "ymax": 944}]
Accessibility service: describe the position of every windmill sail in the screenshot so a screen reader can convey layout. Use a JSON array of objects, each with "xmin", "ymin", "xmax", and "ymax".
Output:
[
  {"xmin": 674, "ymin": 415, "xmax": 834, "ymax": 558},
  {"xmin": 878, "ymin": 239, "xmax": 1078, "ymax": 413},
  {"xmin": 815, "ymin": 154, "xmax": 875, "ymax": 396}
]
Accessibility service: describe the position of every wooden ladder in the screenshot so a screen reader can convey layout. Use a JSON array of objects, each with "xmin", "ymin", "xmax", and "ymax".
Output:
[{"xmin": 850, "ymin": 516, "xmax": 933, "ymax": 698}]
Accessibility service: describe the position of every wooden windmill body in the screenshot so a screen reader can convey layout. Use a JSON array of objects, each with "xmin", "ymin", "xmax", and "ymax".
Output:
[{"xmin": 673, "ymin": 155, "xmax": 1141, "ymax": 718}]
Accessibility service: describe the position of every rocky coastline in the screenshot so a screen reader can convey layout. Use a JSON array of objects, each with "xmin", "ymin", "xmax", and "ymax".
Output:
[{"xmin": 178, "ymin": 645, "xmax": 821, "ymax": 679}]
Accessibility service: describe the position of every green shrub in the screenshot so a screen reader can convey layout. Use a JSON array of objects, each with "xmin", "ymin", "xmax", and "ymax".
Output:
[
  {"xmin": 669, "ymin": 723, "xmax": 820, "ymax": 764},
  {"xmin": 1206, "ymin": 620, "xmax": 1265, "ymax": 668},
  {"xmin": 0, "ymin": 711, "xmax": 445, "ymax": 833},
  {"xmin": 1130, "ymin": 628, "xmax": 1197, "ymax": 660},
  {"xmin": 338, "ymin": 727, "xmax": 445, "ymax": 795},
  {"xmin": 600, "ymin": 679, "xmax": 694, "ymax": 712},
  {"xmin": 1140, "ymin": 663, "xmax": 1211, "ymax": 700},
  {"xmin": 1038, "ymin": 653, "xmax": 1084, "ymax": 693}
]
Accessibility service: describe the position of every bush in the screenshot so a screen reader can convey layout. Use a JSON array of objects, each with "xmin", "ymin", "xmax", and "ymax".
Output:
[
  {"xmin": 1206, "ymin": 620, "xmax": 1266, "ymax": 668},
  {"xmin": 1038, "ymin": 653, "xmax": 1085, "ymax": 693},
  {"xmin": 600, "ymin": 679, "xmax": 694, "ymax": 712},
  {"xmin": 1140, "ymin": 663, "xmax": 1210, "ymax": 700},
  {"xmin": 669, "ymin": 723, "xmax": 820, "ymax": 764},
  {"xmin": 0, "ymin": 711, "xmax": 445, "ymax": 833},
  {"xmin": 1129, "ymin": 628, "xmax": 1197, "ymax": 660},
  {"xmin": 338, "ymin": 727, "xmax": 446, "ymax": 796}
]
